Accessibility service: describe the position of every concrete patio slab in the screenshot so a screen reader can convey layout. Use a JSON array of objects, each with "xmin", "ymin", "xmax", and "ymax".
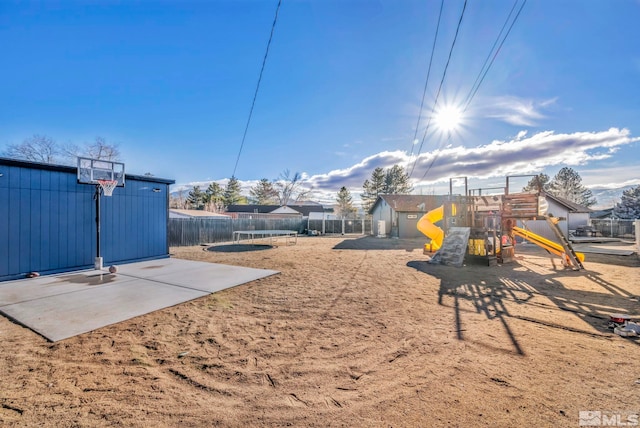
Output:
[
  {"xmin": 0, "ymin": 258, "xmax": 279, "ymax": 341},
  {"xmin": 1, "ymin": 279, "xmax": 208, "ymax": 342},
  {"xmin": 0, "ymin": 271, "xmax": 136, "ymax": 306}
]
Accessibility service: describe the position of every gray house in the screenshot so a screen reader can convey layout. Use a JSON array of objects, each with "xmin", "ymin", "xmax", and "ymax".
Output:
[{"xmin": 369, "ymin": 195, "xmax": 450, "ymax": 239}]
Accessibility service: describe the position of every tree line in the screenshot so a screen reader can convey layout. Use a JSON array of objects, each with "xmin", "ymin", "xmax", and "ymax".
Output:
[
  {"xmin": 174, "ymin": 164, "xmax": 413, "ymax": 219},
  {"xmin": 174, "ymin": 170, "xmax": 313, "ymax": 213},
  {"xmin": 3, "ymin": 136, "xmax": 638, "ymax": 219}
]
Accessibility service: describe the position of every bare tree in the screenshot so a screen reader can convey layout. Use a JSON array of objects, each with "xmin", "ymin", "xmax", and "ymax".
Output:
[
  {"xmin": 64, "ymin": 136, "xmax": 121, "ymax": 162},
  {"xmin": 3, "ymin": 135, "xmax": 60, "ymax": 163},
  {"xmin": 170, "ymin": 189, "xmax": 188, "ymax": 209},
  {"xmin": 3, "ymin": 134, "xmax": 123, "ymax": 167},
  {"xmin": 85, "ymin": 137, "xmax": 121, "ymax": 161},
  {"xmin": 274, "ymin": 170, "xmax": 312, "ymax": 206}
]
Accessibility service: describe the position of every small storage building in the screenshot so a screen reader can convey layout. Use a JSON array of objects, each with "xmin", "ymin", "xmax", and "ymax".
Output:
[
  {"xmin": 0, "ymin": 157, "xmax": 174, "ymax": 281},
  {"xmin": 369, "ymin": 195, "xmax": 451, "ymax": 239}
]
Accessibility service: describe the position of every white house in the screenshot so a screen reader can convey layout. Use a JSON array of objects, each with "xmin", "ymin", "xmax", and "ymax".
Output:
[
  {"xmin": 517, "ymin": 193, "xmax": 591, "ymax": 241},
  {"xmin": 169, "ymin": 209, "xmax": 231, "ymax": 219}
]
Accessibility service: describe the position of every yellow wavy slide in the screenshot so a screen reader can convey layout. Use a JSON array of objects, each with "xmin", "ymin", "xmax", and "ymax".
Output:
[
  {"xmin": 417, "ymin": 205, "xmax": 445, "ymax": 252},
  {"xmin": 512, "ymin": 226, "xmax": 585, "ymax": 263}
]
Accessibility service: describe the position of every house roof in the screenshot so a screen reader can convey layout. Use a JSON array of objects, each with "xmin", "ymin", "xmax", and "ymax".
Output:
[
  {"xmin": 169, "ymin": 209, "xmax": 230, "ymax": 218},
  {"xmin": 369, "ymin": 195, "xmax": 449, "ymax": 214},
  {"xmin": 589, "ymin": 208, "xmax": 614, "ymax": 219},
  {"xmin": 369, "ymin": 193, "xmax": 593, "ymax": 215},
  {"xmin": 543, "ymin": 193, "xmax": 592, "ymax": 213},
  {"xmin": 226, "ymin": 204, "xmax": 325, "ymax": 216}
]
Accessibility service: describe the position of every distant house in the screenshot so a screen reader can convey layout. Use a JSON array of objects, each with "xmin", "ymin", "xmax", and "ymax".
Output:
[
  {"xmin": 226, "ymin": 204, "xmax": 326, "ymax": 219},
  {"xmin": 518, "ymin": 193, "xmax": 592, "ymax": 241},
  {"xmin": 169, "ymin": 209, "xmax": 230, "ymax": 219}
]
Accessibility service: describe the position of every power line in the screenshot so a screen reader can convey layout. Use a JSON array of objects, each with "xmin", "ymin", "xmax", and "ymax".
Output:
[
  {"xmin": 409, "ymin": 0, "xmax": 445, "ymax": 159},
  {"xmin": 408, "ymin": 0, "xmax": 468, "ymax": 179},
  {"xmin": 419, "ymin": 0, "xmax": 527, "ymax": 182},
  {"xmin": 461, "ymin": 0, "xmax": 519, "ymax": 110},
  {"xmin": 232, "ymin": 0, "xmax": 282, "ymax": 178},
  {"xmin": 464, "ymin": 0, "xmax": 527, "ymax": 111}
]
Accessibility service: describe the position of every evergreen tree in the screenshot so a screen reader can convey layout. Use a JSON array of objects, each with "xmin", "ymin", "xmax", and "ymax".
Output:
[
  {"xmin": 186, "ymin": 185, "xmax": 206, "ymax": 210},
  {"xmin": 361, "ymin": 165, "xmax": 413, "ymax": 212},
  {"xmin": 205, "ymin": 182, "xmax": 225, "ymax": 212},
  {"xmin": 336, "ymin": 186, "xmax": 357, "ymax": 219},
  {"xmin": 522, "ymin": 173, "xmax": 550, "ymax": 193},
  {"xmin": 223, "ymin": 176, "xmax": 243, "ymax": 208},
  {"xmin": 547, "ymin": 167, "xmax": 596, "ymax": 207},
  {"xmin": 361, "ymin": 167, "xmax": 386, "ymax": 212},
  {"xmin": 249, "ymin": 178, "xmax": 279, "ymax": 205},
  {"xmin": 384, "ymin": 164, "xmax": 413, "ymax": 194},
  {"xmin": 613, "ymin": 185, "xmax": 640, "ymax": 219}
]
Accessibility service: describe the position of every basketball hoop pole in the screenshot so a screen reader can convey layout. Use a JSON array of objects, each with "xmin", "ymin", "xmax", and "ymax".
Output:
[
  {"xmin": 95, "ymin": 185, "xmax": 103, "ymax": 270},
  {"xmin": 77, "ymin": 157, "xmax": 124, "ymax": 270}
]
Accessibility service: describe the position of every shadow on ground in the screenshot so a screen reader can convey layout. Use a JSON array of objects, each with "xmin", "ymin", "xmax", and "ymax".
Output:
[
  {"xmin": 207, "ymin": 244, "xmax": 273, "ymax": 253},
  {"xmin": 408, "ymin": 252, "xmax": 640, "ymax": 355},
  {"xmin": 332, "ymin": 236, "xmax": 425, "ymax": 251}
]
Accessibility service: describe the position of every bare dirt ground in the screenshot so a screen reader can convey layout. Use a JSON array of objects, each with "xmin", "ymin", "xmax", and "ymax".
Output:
[{"xmin": 1, "ymin": 236, "xmax": 639, "ymax": 427}]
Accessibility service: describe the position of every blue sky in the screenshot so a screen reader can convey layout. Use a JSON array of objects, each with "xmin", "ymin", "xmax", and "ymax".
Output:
[{"xmin": 1, "ymin": 0, "xmax": 639, "ymax": 205}]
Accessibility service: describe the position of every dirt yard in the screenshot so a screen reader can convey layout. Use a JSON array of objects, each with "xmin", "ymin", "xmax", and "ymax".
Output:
[{"xmin": 1, "ymin": 236, "xmax": 639, "ymax": 427}]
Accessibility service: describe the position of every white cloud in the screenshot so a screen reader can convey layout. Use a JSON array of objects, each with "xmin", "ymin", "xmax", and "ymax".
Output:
[
  {"xmin": 411, "ymin": 127, "xmax": 638, "ymax": 184},
  {"xmin": 305, "ymin": 127, "xmax": 638, "ymax": 191},
  {"xmin": 479, "ymin": 95, "xmax": 557, "ymax": 126},
  {"xmin": 172, "ymin": 128, "xmax": 638, "ymax": 205}
]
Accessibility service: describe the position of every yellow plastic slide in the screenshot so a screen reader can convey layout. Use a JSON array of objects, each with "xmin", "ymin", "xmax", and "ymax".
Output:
[
  {"xmin": 512, "ymin": 226, "xmax": 585, "ymax": 263},
  {"xmin": 417, "ymin": 205, "xmax": 445, "ymax": 251}
]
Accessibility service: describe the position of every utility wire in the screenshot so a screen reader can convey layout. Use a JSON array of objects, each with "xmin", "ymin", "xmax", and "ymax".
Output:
[
  {"xmin": 408, "ymin": 0, "xmax": 468, "ymax": 179},
  {"xmin": 461, "ymin": 0, "xmax": 519, "ymax": 110},
  {"xmin": 409, "ymin": 0, "xmax": 445, "ymax": 159},
  {"xmin": 232, "ymin": 0, "xmax": 282, "ymax": 178},
  {"xmin": 419, "ymin": 0, "xmax": 527, "ymax": 182},
  {"xmin": 463, "ymin": 0, "xmax": 527, "ymax": 111}
]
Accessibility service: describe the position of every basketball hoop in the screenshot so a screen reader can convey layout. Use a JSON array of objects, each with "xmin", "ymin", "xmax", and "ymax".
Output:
[{"xmin": 97, "ymin": 179, "xmax": 118, "ymax": 197}]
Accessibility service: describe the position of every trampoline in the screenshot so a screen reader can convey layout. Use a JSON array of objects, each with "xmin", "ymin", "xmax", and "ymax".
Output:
[{"xmin": 233, "ymin": 230, "xmax": 298, "ymax": 246}]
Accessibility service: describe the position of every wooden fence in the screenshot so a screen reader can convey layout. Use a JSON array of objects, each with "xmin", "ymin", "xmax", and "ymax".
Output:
[
  {"xmin": 168, "ymin": 217, "xmax": 373, "ymax": 246},
  {"xmin": 168, "ymin": 217, "xmax": 306, "ymax": 247}
]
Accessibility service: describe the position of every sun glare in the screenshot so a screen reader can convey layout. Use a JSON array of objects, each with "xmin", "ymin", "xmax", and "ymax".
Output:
[{"xmin": 433, "ymin": 105, "xmax": 463, "ymax": 134}]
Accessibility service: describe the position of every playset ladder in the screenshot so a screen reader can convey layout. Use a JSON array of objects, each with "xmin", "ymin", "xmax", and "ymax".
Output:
[{"xmin": 545, "ymin": 217, "xmax": 584, "ymax": 270}]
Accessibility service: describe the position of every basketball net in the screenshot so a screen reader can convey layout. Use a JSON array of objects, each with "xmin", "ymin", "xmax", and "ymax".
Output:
[{"xmin": 97, "ymin": 179, "xmax": 118, "ymax": 197}]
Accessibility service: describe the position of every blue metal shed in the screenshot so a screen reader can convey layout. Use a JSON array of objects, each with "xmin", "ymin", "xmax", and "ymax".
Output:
[{"xmin": 0, "ymin": 157, "xmax": 175, "ymax": 281}]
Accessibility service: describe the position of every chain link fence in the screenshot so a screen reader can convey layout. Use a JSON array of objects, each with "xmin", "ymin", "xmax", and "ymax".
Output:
[
  {"xmin": 307, "ymin": 218, "xmax": 372, "ymax": 235},
  {"xmin": 590, "ymin": 219, "xmax": 637, "ymax": 239}
]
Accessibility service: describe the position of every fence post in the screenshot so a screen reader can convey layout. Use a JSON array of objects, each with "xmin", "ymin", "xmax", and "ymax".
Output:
[
  {"xmin": 322, "ymin": 218, "xmax": 325, "ymax": 235},
  {"xmin": 635, "ymin": 220, "xmax": 639, "ymax": 251},
  {"xmin": 342, "ymin": 219, "xmax": 345, "ymax": 234}
]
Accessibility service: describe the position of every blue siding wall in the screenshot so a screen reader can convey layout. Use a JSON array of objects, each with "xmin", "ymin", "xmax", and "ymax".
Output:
[
  {"xmin": 101, "ymin": 179, "xmax": 170, "ymax": 265},
  {"xmin": 0, "ymin": 159, "xmax": 173, "ymax": 281}
]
